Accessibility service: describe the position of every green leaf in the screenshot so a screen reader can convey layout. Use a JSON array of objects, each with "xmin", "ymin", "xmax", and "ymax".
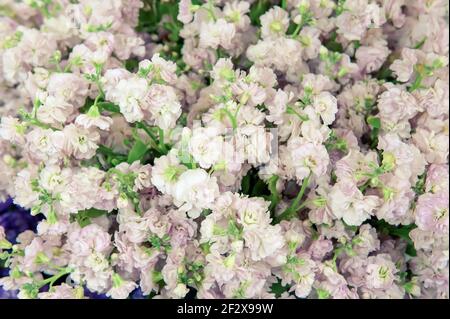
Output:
[
  {"xmin": 74, "ymin": 208, "xmax": 108, "ymax": 227},
  {"xmin": 412, "ymin": 173, "xmax": 426, "ymax": 195},
  {"xmin": 127, "ymin": 139, "xmax": 148, "ymax": 164},
  {"xmin": 367, "ymin": 116, "xmax": 381, "ymax": 129},
  {"xmin": 270, "ymin": 280, "xmax": 290, "ymax": 298},
  {"xmin": 371, "ymin": 219, "xmax": 417, "ymax": 256},
  {"xmin": 125, "ymin": 59, "xmax": 139, "ymax": 72},
  {"xmin": 366, "ymin": 116, "xmax": 381, "ymax": 149},
  {"xmin": 251, "ymin": 179, "xmax": 268, "ymax": 197},
  {"xmin": 84, "ymin": 208, "xmax": 108, "ymax": 218},
  {"xmin": 97, "ymin": 102, "xmax": 120, "ymax": 113},
  {"xmin": 323, "ymin": 31, "xmax": 343, "ymax": 53},
  {"xmin": 406, "ymin": 243, "xmax": 417, "ymax": 257},
  {"xmin": 227, "ymin": 220, "xmax": 242, "ymax": 239},
  {"xmin": 241, "ymin": 173, "xmax": 251, "ymax": 195},
  {"xmin": 249, "ymin": 0, "xmax": 271, "ymax": 26}
]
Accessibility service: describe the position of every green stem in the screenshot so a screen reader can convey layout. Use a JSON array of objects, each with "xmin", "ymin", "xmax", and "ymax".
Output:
[
  {"xmin": 136, "ymin": 122, "xmax": 159, "ymax": 144},
  {"xmin": 38, "ymin": 267, "xmax": 72, "ymax": 289},
  {"xmin": 290, "ymin": 23, "xmax": 302, "ymax": 38},
  {"xmin": 28, "ymin": 119, "xmax": 59, "ymax": 131},
  {"xmin": 273, "ymin": 173, "xmax": 311, "ymax": 223},
  {"xmin": 267, "ymin": 175, "xmax": 281, "ymax": 213},
  {"xmin": 222, "ymin": 108, "xmax": 238, "ymax": 131},
  {"xmin": 207, "ymin": 0, "xmax": 217, "ymax": 21},
  {"xmin": 408, "ymin": 72, "xmax": 423, "ymax": 92},
  {"xmin": 97, "ymin": 145, "xmax": 127, "ymax": 159},
  {"xmin": 158, "ymin": 128, "xmax": 169, "ymax": 154},
  {"xmin": 286, "ymin": 106, "xmax": 308, "ymax": 121},
  {"xmin": 135, "ymin": 122, "xmax": 168, "ymax": 154}
]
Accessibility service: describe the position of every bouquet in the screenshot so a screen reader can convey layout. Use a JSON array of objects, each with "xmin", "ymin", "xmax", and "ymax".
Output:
[{"xmin": 0, "ymin": 0, "xmax": 448, "ymax": 299}]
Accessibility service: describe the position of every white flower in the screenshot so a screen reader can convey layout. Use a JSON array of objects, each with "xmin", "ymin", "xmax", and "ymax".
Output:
[
  {"xmin": 189, "ymin": 126, "xmax": 224, "ymax": 169},
  {"xmin": 390, "ymin": 48, "xmax": 417, "ymax": 82},
  {"xmin": 365, "ymin": 254, "xmax": 398, "ymax": 290},
  {"xmin": 46, "ymin": 73, "xmax": 89, "ymax": 108},
  {"xmin": 172, "ymin": 168, "xmax": 219, "ymax": 217},
  {"xmin": 25, "ymin": 128, "xmax": 63, "ymax": 162},
  {"xmin": 211, "ymin": 58, "xmax": 236, "ymax": 83},
  {"xmin": 236, "ymin": 197, "xmax": 271, "ymax": 229},
  {"xmin": 151, "ymin": 149, "xmax": 187, "ymax": 195},
  {"xmin": 62, "ymin": 124, "xmax": 100, "ymax": 160},
  {"xmin": 0, "ymin": 116, "xmax": 26, "ymax": 145},
  {"xmin": 139, "ymin": 53, "xmax": 177, "ymax": 84},
  {"xmin": 260, "ymin": 6, "xmax": 289, "ymax": 39},
  {"xmin": 177, "ymin": 0, "xmax": 194, "ymax": 24},
  {"xmin": 199, "ymin": 18, "xmax": 236, "ymax": 50},
  {"xmin": 287, "ymin": 137, "xmax": 330, "ymax": 180},
  {"xmin": 75, "ymin": 112, "xmax": 113, "ymax": 131},
  {"xmin": 107, "ymin": 273, "xmax": 137, "ymax": 299},
  {"xmin": 312, "ymin": 91, "xmax": 338, "ymax": 126},
  {"xmin": 266, "ymin": 89, "xmax": 292, "ymax": 125},
  {"xmin": 329, "ymin": 180, "xmax": 380, "ymax": 226},
  {"xmin": 37, "ymin": 94, "xmax": 74, "ymax": 125},
  {"xmin": 173, "ymin": 283, "xmax": 189, "ymax": 298},
  {"xmin": 110, "ymin": 76, "xmax": 148, "ymax": 123},
  {"xmin": 224, "ymin": 0, "xmax": 251, "ymax": 30},
  {"xmin": 145, "ymin": 84, "xmax": 181, "ymax": 130},
  {"xmin": 235, "ymin": 125, "xmax": 273, "ymax": 165},
  {"xmin": 38, "ymin": 165, "xmax": 71, "ymax": 194},
  {"xmin": 243, "ymin": 226, "xmax": 284, "ymax": 261}
]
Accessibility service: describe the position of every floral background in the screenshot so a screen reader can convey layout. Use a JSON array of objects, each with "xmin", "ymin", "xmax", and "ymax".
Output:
[{"xmin": 0, "ymin": 0, "xmax": 448, "ymax": 299}]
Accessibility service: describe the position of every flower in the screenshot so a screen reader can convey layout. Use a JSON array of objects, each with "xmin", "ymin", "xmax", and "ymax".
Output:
[
  {"xmin": 312, "ymin": 91, "xmax": 338, "ymax": 126},
  {"xmin": 172, "ymin": 168, "xmax": 219, "ymax": 217},
  {"xmin": 151, "ymin": 149, "xmax": 187, "ymax": 195},
  {"xmin": 260, "ymin": 6, "xmax": 289, "ymax": 39},
  {"xmin": 106, "ymin": 273, "xmax": 137, "ymax": 299},
  {"xmin": 109, "ymin": 76, "xmax": 147, "ymax": 123},
  {"xmin": 62, "ymin": 124, "xmax": 100, "ymax": 160},
  {"xmin": 390, "ymin": 48, "xmax": 417, "ymax": 82},
  {"xmin": 415, "ymin": 192, "xmax": 449, "ymax": 235},
  {"xmin": 145, "ymin": 84, "xmax": 181, "ymax": 130},
  {"xmin": 0, "ymin": 116, "xmax": 26, "ymax": 145},
  {"xmin": 0, "ymin": 0, "xmax": 448, "ymax": 300},
  {"xmin": 365, "ymin": 254, "xmax": 398, "ymax": 290},
  {"xmin": 287, "ymin": 137, "xmax": 330, "ymax": 181},
  {"xmin": 329, "ymin": 180, "xmax": 380, "ymax": 226}
]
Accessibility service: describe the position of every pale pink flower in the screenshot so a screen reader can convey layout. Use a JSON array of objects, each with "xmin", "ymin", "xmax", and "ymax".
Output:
[
  {"xmin": 199, "ymin": 19, "xmax": 236, "ymax": 50},
  {"xmin": 425, "ymin": 164, "xmax": 449, "ymax": 194},
  {"xmin": 0, "ymin": 116, "xmax": 26, "ymax": 145},
  {"xmin": 107, "ymin": 273, "xmax": 137, "ymax": 299},
  {"xmin": 312, "ymin": 91, "xmax": 338, "ymax": 126},
  {"xmin": 365, "ymin": 254, "xmax": 398, "ymax": 290},
  {"xmin": 260, "ymin": 6, "xmax": 289, "ymax": 39},
  {"xmin": 62, "ymin": 124, "xmax": 100, "ymax": 160},
  {"xmin": 355, "ymin": 45, "xmax": 390, "ymax": 73},
  {"xmin": 415, "ymin": 192, "xmax": 449, "ymax": 235},
  {"xmin": 287, "ymin": 137, "xmax": 330, "ymax": 181},
  {"xmin": 145, "ymin": 84, "xmax": 181, "ymax": 130},
  {"xmin": 390, "ymin": 48, "xmax": 417, "ymax": 82},
  {"xmin": 67, "ymin": 224, "xmax": 112, "ymax": 257},
  {"xmin": 75, "ymin": 112, "xmax": 114, "ymax": 131},
  {"xmin": 177, "ymin": 0, "xmax": 194, "ymax": 24},
  {"xmin": 109, "ymin": 76, "xmax": 147, "ymax": 123},
  {"xmin": 329, "ymin": 179, "xmax": 379, "ymax": 226},
  {"xmin": 36, "ymin": 93, "xmax": 74, "ymax": 125},
  {"xmin": 377, "ymin": 85, "xmax": 421, "ymax": 125},
  {"xmin": 46, "ymin": 73, "xmax": 89, "ymax": 108},
  {"xmin": 412, "ymin": 128, "xmax": 449, "ymax": 164}
]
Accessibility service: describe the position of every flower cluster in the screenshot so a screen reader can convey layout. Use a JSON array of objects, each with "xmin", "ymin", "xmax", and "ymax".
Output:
[{"xmin": 0, "ymin": 0, "xmax": 448, "ymax": 299}]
